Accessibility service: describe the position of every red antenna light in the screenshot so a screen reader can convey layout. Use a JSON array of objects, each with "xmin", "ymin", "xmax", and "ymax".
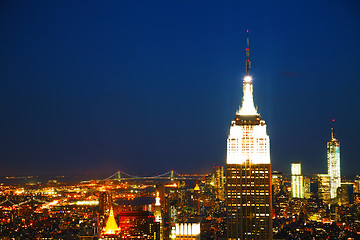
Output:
[
  {"xmin": 332, "ymin": 119, "xmax": 335, "ymax": 122},
  {"xmin": 246, "ymin": 29, "xmax": 249, "ymax": 33}
]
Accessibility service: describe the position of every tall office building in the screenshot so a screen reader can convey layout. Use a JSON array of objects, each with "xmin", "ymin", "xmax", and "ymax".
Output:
[
  {"xmin": 303, "ymin": 177, "xmax": 311, "ymax": 199},
  {"xmin": 291, "ymin": 162, "xmax": 304, "ymax": 198},
  {"xmin": 355, "ymin": 176, "xmax": 360, "ymax": 194},
  {"xmin": 226, "ymin": 32, "xmax": 272, "ymax": 240},
  {"xmin": 215, "ymin": 166, "xmax": 225, "ymax": 200},
  {"xmin": 154, "ymin": 192, "xmax": 163, "ymax": 240},
  {"xmin": 99, "ymin": 191, "xmax": 112, "ymax": 216},
  {"xmin": 327, "ymin": 122, "xmax": 341, "ymax": 199},
  {"xmin": 354, "ymin": 176, "xmax": 360, "ymax": 203},
  {"xmin": 272, "ymin": 171, "xmax": 283, "ymax": 196},
  {"xmin": 318, "ymin": 174, "xmax": 331, "ymax": 203},
  {"xmin": 337, "ymin": 183, "xmax": 350, "ymax": 206}
]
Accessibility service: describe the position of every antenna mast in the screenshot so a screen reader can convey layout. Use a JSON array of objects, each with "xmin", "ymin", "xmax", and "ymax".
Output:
[
  {"xmin": 246, "ymin": 30, "xmax": 250, "ymax": 76},
  {"xmin": 331, "ymin": 119, "xmax": 335, "ymax": 139}
]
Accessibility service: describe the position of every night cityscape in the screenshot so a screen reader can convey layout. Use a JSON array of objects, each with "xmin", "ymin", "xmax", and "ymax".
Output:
[{"xmin": 1, "ymin": 1, "xmax": 360, "ymax": 240}]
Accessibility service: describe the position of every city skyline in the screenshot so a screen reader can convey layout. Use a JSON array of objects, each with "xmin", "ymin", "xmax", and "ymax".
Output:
[{"xmin": 0, "ymin": 1, "xmax": 360, "ymax": 176}]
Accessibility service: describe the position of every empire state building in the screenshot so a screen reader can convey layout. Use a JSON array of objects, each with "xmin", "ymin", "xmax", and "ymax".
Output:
[{"xmin": 226, "ymin": 33, "xmax": 272, "ymax": 240}]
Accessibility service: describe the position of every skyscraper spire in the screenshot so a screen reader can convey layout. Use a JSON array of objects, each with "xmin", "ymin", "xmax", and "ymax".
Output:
[
  {"xmin": 237, "ymin": 30, "xmax": 258, "ymax": 116},
  {"xmin": 102, "ymin": 207, "xmax": 120, "ymax": 235},
  {"xmin": 331, "ymin": 119, "xmax": 335, "ymax": 140},
  {"xmin": 246, "ymin": 30, "xmax": 250, "ymax": 76}
]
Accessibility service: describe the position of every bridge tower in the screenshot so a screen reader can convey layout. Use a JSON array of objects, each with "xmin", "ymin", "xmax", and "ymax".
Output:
[{"xmin": 170, "ymin": 170, "xmax": 174, "ymax": 181}]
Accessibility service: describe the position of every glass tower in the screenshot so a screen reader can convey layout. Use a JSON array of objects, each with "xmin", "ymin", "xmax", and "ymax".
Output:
[
  {"xmin": 291, "ymin": 162, "xmax": 304, "ymax": 198},
  {"xmin": 327, "ymin": 124, "xmax": 340, "ymax": 199}
]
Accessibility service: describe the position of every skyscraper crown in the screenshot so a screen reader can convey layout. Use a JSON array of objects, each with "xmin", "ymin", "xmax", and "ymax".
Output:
[{"xmin": 237, "ymin": 31, "xmax": 259, "ymax": 116}]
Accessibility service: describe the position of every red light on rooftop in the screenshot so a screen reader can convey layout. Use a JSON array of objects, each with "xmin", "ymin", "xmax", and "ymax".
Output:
[
  {"xmin": 247, "ymin": 30, "xmax": 249, "ymax": 33},
  {"xmin": 332, "ymin": 119, "xmax": 335, "ymax": 122}
]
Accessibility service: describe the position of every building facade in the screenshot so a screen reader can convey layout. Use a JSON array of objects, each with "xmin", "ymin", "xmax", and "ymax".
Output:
[
  {"xmin": 327, "ymin": 124, "xmax": 341, "ymax": 199},
  {"xmin": 226, "ymin": 33, "xmax": 272, "ymax": 240},
  {"xmin": 318, "ymin": 174, "xmax": 331, "ymax": 203},
  {"xmin": 215, "ymin": 166, "xmax": 225, "ymax": 200},
  {"xmin": 175, "ymin": 222, "xmax": 200, "ymax": 240},
  {"xmin": 154, "ymin": 192, "xmax": 163, "ymax": 240},
  {"xmin": 99, "ymin": 191, "xmax": 112, "ymax": 216},
  {"xmin": 272, "ymin": 171, "xmax": 283, "ymax": 196},
  {"xmin": 116, "ymin": 211, "xmax": 160, "ymax": 239},
  {"xmin": 354, "ymin": 176, "xmax": 360, "ymax": 203},
  {"xmin": 303, "ymin": 177, "xmax": 311, "ymax": 199},
  {"xmin": 291, "ymin": 162, "xmax": 304, "ymax": 198}
]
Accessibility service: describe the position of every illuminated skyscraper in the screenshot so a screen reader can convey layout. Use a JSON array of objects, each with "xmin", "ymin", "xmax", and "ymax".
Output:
[
  {"xmin": 353, "ymin": 176, "xmax": 360, "ymax": 203},
  {"xmin": 226, "ymin": 32, "xmax": 272, "ymax": 240},
  {"xmin": 116, "ymin": 211, "xmax": 160, "ymax": 239},
  {"xmin": 337, "ymin": 183, "xmax": 350, "ymax": 206},
  {"xmin": 101, "ymin": 207, "xmax": 121, "ymax": 239},
  {"xmin": 154, "ymin": 192, "xmax": 163, "ymax": 240},
  {"xmin": 355, "ymin": 176, "xmax": 360, "ymax": 194},
  {"xmin": 99, "ymin": 191, "xmax": 112, "ymax": 216},
  {"xmin": 327, "ymin": 121, "xmax": 341, "ymax": 199},
  {"xmin": 291, "ymin": 162, "xmax": 304, "ymax": 198},
  {"xmin": 318, "ymin": 174, "xmax": 331, "ymax": 203},
  {"xmin": 175, "ymin": 222, "xmax": 201, "ymax": 240},
  {"xmin": 304, "ymin": 177, "xmax": 311, "ymax": 199},
  {"xmin": 215, "ymin": 166, "xmax": 225, "ymax": 200},
  {"xmin": 272, "ymin": 171, "xmax": 283, "ymax": 196}
]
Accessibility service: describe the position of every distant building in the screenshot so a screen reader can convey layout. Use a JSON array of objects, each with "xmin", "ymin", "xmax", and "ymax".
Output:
[
  {"xmin": 154, "ymin": 192, "xmax": 163, "ymax": 240},
  {"xmin": 156, "ymin": 184, "xmax": 165, "ymax": 210},
  {"xmin": 99, "ymin": 191, "xmax": 112, "ymax": 216},
  {"xmin": 272, "ymin": 171, "xmax": 283, "ymax": 196},
  {"xmin": 318, "ymin": 174, "xmax": 330, "ymax": 203},
  {"xmin": 175, "ymin": 222, "xmax": 200, "ymax": 240},
  {"xmin": 100, "ymin": 207, "xmax": 120, "ymax": 239},
  {"xmin": 337, "ymin": 183, "xmax": 351, "ymax": 207},
  {"xmin": 291, "ymin": 162, "xmax": 304, "ymax": 198},
  {"xmin": 303, "ymin": 177, "xmax": 311, "ymax": 199},
  {"xmin": 170, "ymin": 205, "xmax": 177, "ymax": 223},
  {"xmin": 215, "ymin": 166, "xmax": 225, "ymax": 200},
  {"xmin": 116, "ymin": 211, "xmax": 160, "ymax": 240},
  {"xmin": 226, "ymin": 33, "xmax": 272, "ymax": 240},
  {"xmin": 273, "ymin": 186, "xmax": 290, "ymax": 219},
  {"xmin": 327, "ymin": 122, "xmax": 341, "ymax": 199},
  {"xmin": 354, "ymin": 176, "xmax": 360, "ymax": 203},
  {"xmin": 355, "ymin": 176, "xmax": 360, "ymax": 194}
]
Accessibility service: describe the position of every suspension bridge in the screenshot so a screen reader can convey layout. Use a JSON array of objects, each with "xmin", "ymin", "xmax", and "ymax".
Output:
[{"xmin": 103, "ymin": 170, "xmax": 188, "ymax": 181}]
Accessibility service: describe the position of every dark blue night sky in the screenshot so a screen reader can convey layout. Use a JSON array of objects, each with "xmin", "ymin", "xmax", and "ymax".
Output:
[{"xmin": 0, "ymin": 1, "xmax": 359, "ymax": 177}]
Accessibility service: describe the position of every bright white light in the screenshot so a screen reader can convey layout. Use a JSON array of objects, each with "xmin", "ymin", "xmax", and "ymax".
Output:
[
  {"xmin": 244, "ymin": 76, "xmax": 252, "ymax": 82},
  {"xmin": 237, "ymin": 77, "xmax": 258, "ymax": 116},
  {"xmin": 155, "ymin": 192, "xmax": 161, "ymax": 206},
  {"xmin": 327, "ymin": 139, "xmax": 340, "ymax": 199},
  {"xmin": 75, "ymin": 200, "xmax": 99, "ymax": 206},
  {"xmin": 176, "ymin": 223, "xmax": 200, "ymax": 237},
  {"xmin": 291, "ymin": 163, "xmax": 301, "ymax": 175},
  {"xmin": 227, "ymin": 124, "xmax": 270, "ymax": 164}
]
